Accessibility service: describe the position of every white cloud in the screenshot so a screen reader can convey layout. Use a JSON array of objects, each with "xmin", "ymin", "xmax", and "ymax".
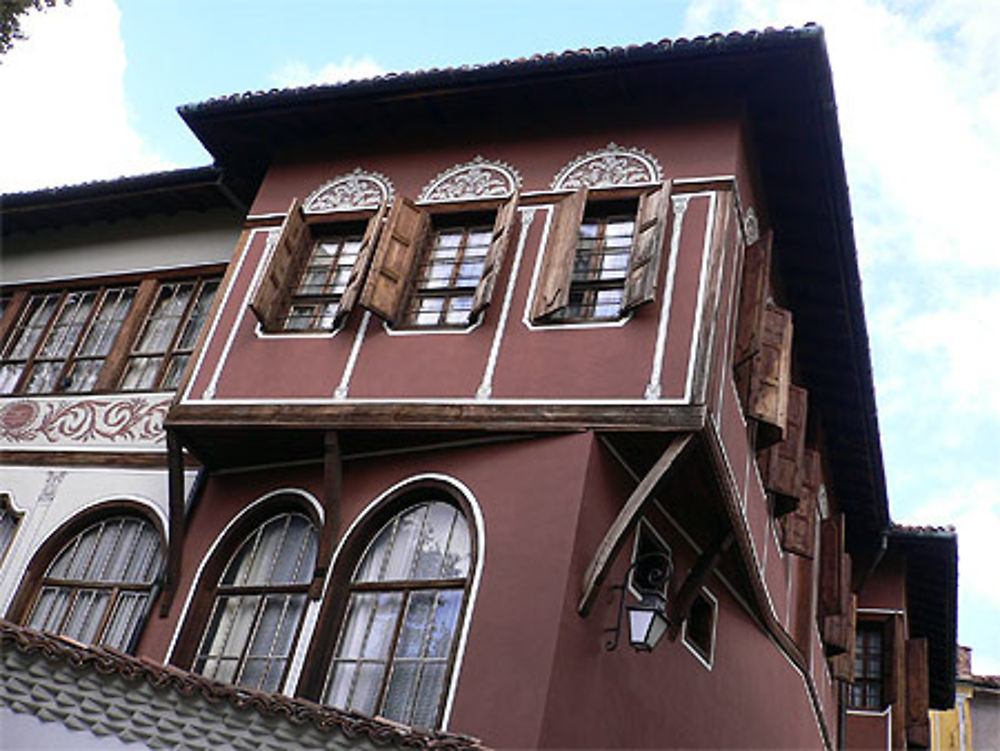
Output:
[
  {"xmin": 269, "ymin": 56, "xmax": 386, "ymax": 88},
  {"xmin": 0, "ymin": 0, "xmax": 173, "ymax": 193},
  {"xmin": 683, "ymin": 0, "xmax": 1000, "ymax": 675}
]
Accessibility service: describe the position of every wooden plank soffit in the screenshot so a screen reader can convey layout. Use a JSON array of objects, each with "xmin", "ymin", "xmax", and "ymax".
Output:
[{"xmin": 578, "ymin": 432, "xmax": 694, "ymax": 616}]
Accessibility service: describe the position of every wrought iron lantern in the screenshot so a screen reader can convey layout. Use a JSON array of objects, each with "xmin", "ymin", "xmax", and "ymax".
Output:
[{"xmin": 605, "ymin": 550, "xmax": 673, "ymax": 652}]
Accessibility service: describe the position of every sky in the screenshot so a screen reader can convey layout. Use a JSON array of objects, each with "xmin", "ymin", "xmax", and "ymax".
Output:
[{"xmin": 1, "ymin": 0, "xmax": 997, "ymax": 674}]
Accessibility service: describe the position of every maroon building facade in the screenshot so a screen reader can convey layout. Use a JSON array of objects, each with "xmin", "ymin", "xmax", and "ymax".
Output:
[{"xmin": 1, "ymin": 26, "xmax": 956, "ymax": 750}]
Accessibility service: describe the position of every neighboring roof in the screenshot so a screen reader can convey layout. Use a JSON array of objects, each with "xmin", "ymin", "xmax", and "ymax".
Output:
[
  {"xmin": 1, "ymin": 166, "xmax": 245, "ymax": 236},
  {"xmin": 179, "ymin": 24, "xmax": 888, "ymax": 551},
  {"xmin": 889, "ymin": 525, "xmax": 959, "ymax": 710},
  {"xmin": 0, "ymin": 620, "xmax": 486, "ymax": 751}
]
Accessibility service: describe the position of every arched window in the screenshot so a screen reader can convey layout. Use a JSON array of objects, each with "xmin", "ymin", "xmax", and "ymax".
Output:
[
  {"xmin": 321, "ymin": 499, "xmax": 472, "ymax": 729},
  {"xmin": 23, "ymin": 514, "xmax": 163, "ymax": 651},
  {"xmin": 192, "ymin": 511, "xmax": 317, "ymax": 693}
]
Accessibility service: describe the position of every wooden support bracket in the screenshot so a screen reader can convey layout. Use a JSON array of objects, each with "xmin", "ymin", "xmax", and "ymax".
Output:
[
  {"xmin": 667, "ymin": 528, "xmax": 734, "ymax": 641},
  {"xmin": 310, "ymin": 431, "xmax": 342, "ymax": 599},
  {"xmin": 578, "ymin": 432, "xmax": 693, "ymax": 616},
  {"xmin": 160, "ymin": 429, "xmax": 185, "ymax": 616}
]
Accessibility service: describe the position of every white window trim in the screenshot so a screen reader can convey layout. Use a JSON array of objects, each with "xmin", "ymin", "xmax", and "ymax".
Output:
[{"xmin": 681, "ymin": 585, "xmax": 718, "ymax": 670}]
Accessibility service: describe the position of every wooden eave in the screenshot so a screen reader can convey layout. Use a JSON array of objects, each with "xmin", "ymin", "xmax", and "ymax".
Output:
[{"xmin": 166, "ymin": 403, "xmax": 706, "ymax": 470}]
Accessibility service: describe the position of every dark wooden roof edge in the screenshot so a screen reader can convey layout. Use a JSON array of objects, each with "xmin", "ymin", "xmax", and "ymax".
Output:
[
  {"xmin": 1, "ymin": 165, "xmax": 246, "ymax": 236},
  {"xmin": 888, "ymin": 525, "xmax": 958, "ymax": 709},
  {"xmin": 0, "ymin": 618, "xmax": 488, "ymax": 750},
  {"xmin": 179, "ymin": 25, "xmax": 822, "ymax": 117}
]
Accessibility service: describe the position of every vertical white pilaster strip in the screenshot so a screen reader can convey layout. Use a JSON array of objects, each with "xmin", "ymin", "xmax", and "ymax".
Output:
[
  {"xmin": 334, "ymin": 310, "xmax": 372, "ymax": 399},
  {"xmin": 645, "ymin": 195, "xmax": 689, "ymax": 399},
  {"xmin": 477, "ymin": 207, "xmax": 536, "ymax": 400}
]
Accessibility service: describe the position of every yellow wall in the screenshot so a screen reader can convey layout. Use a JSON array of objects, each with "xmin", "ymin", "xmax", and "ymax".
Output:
[{"xmin": 931, "ymin": 684, "xmax": 973, "ymax": 751}]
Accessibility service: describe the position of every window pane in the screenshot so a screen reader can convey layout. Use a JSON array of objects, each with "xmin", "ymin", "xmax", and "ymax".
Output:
[
  {"xmin": 395, "ymin": 591, "xmax": 435, "ymax": 658},
  {"xmin": 349, "ymin": 662, "xmax": 385, "ymax": 715},
  {"xmin": 442, "ymin": 516, "xmax": 471, "ymax": 578},
  {"xmin": 325, "ymin": 662, "xmax": 357, "ymax": 708},
  {"xmin": 382, "ymin": 661, "xmax": 419, "ymax": 723},
  {"xmin": 28, "ymin": 587, "xmax": 71, "ymax": 633},
  {"xmin": 63, "ymin": 588, "xmax": 110, "ymax": 644},
  {"xmin": 337, "ymin": 592, "xmax": 377, "ymax": 659},
  {"xmin": 411, "ymin": 662, "xmax": 447, "ymax": 728},
  {"xmin": 413, "ymin": 503, "xmax": 457, "ymax": 581},
  {"xmin": 426, "ymin": 589, "xmax": 463, "ymax": 659},
  {"xmin": 382, "ymin": 507, "xmax": 425, "ymax": 582},
  {"xmin": 101, "ymin": 591, "xmax": 148, "ymax": 652},
  {"xmin": 362, "ymin": 592, "xmax": 403, "ymax": 659}
]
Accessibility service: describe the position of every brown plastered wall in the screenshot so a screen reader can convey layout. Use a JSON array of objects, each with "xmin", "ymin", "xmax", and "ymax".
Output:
[
  {"xmin": 137, "ymin": 432, "xmax": 597, "ymax": 747},
  {"xmin": 857, "ymin": 550, "xmax": 907, "ymax": 612},
  {"xmin": 536, "ymin": 438, "xmax": 827, "ymax": 749}
]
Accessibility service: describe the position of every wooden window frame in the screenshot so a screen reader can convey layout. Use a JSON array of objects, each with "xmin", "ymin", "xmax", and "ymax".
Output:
[
  {"xmin": 170, "ymin": 493, "xmax": 320, "ymax": 686},
  {"xmin": 297, "ymin": 480, "xmax": 477, "ymax": 730},
  {"xmin": 252, "ymin": 201, "xmax": 386, "ymax": 333},
  {"xmin": 5, "ymin": 501, "xmax": 165, "ymax": 654},
  {"xmin": 118, "ymin": 274, "xmax": 221, "ymax": 392},
  {"xmin": 361, "ymin": 195, "xmax": 518, "ymax": 329},
  {"xmin": 0, "ymin": 265, "xmax": 224, "ymax": 396},
  {"xmin": 530, "ymin": 182, "xmax": 671, "ymax": 325},
  {"xmin": 850, "ymin": 619, "xmax": 891, "ymax": 710}
]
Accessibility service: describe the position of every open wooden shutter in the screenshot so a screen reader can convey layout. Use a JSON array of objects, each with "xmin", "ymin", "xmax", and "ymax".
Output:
[
  {"xmin": 530, "ymin": 188, "xmax": 587, "ymax": 322},
  {"xmin": 759, "ymin": 384, "xmax": 808, "ymax": 516},
  {"xmin": 733, "ymin": 230, "xmax": 773, "ymax": 367},
  {"xmin": 830, "ymin": 595, "xmax": 857, "ymax": 681},
  {"xmin": 820, "ymin": 514, "xmax": 852, "ymax": 655},
  {"xmin": 250, "ymin": 198, "xmax": 312, "ymax": 331},
  {"xmin": 905, "ymin": 638, "xmax": 930, "ymax": 748},
  {"xmin": 781, "ymin": 448, "xmax": 820, "ymax": 557},
  {"xmin": 470, "ymin": 192, "xmax": 519, "ymax": 321},
  {"xmin": 360, "ymin": 196, "xmax": 428, "ymax": 324},
  {"xmin": 737, "ymin": 304, "xmax": 793, "ymax": 449},
  {"xmin": 621, "ymin": 181, "xmax": 671, "ymax": 313},
  {"xmin": 334, "ymin": 203, "xmax": 386, "ymax": 327}
]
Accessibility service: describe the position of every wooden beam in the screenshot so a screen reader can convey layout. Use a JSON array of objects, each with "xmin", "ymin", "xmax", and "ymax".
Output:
[
  {"xmin": 578, "ymin": 432, "xmax": 693, "ymax": 616},
  {"xmin": 167, "ymin": 402, "xmax": 707, "ymax": 434},
  {"xmin": 310, "ymin": 431, "xmax": 341, "ymax": 599},
  {"xmin": 160, "ymin": 429, "xmax": 185, "ymax": 616},
  {"xmin": 667, "ymin": 528, "xmax": 734, "ymax": 641}
]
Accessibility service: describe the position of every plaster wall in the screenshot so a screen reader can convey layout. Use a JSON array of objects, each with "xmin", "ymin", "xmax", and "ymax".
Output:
[
  {"xmin": 1, "ymin": 208, "xmax": 241, "ymax": 285},
  {"xmin": 0, "ymin": 465, "xmax": 197, "ymax": 616}
]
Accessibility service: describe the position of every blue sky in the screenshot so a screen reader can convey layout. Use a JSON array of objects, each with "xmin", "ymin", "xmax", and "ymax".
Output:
[{"xmin": 2, "ymin": 0, "xmax": 998, "ymax": 675}]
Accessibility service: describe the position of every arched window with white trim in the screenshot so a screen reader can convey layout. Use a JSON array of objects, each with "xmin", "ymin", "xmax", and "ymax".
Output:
[
  {"xmin": 17, "ymin": 511, "xmax": 163, "ymax": 652},
  {"xmin": 191, "ymin": 510, "xmax": 318, "ymax": 692},
  {"xmin": 320, "ymin": 498, "xmax": 473, "ymax": 729}
]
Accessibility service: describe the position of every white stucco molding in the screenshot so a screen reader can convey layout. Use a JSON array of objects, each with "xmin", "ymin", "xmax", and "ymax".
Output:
[
  {"xmin": 303, "ymin": 168, "xmax": 394, "ymax": 213},
  {"xmin": 418, "ymin": 156, "xmax": 521, "ymax": 203},
  {"xmin": 551, "ymin": 142, "xmax": 663, "ymax": 190}
]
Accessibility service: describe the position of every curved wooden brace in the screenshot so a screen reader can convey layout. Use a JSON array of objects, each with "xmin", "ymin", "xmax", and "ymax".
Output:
[{"xmin": 577, "ymin": 432, "xmax": 693, "ymax": 616}]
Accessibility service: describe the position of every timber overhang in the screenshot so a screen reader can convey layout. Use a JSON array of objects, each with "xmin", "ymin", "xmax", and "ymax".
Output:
[{"xmin": 165, "ymin": 402, "xmax": 706, "ymax": 470}]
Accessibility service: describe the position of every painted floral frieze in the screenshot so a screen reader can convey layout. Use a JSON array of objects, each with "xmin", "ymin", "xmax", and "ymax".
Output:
[{"xmin": 0, "ymin": 396, "xmax": 171, "ymax": 448}]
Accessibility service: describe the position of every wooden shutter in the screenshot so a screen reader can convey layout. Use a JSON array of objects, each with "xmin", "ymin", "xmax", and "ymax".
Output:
[
  {"xmin": 360, "ymin": 196, "xmax": 428, "ymax": 324},
  {"xmin": 738, "ymin": 304, "xmax": 793, "ymax": 449},
  {"xmin": 759, "ymin": 384, "xmax": 808, "ymax": 516},
  {"xmin": 905, "ymin": 638, "xmax": 930, "ymax": 748},
  {"xmin": 830, "ymin": 595, "xmax": 857, "ymax": 681},
  {"xmin": 781, "ymin": 448, "xmax": 820, "ymax": 557},
  {"xmin": 733, "ymin": 230, "xmax": 773, "ymax": 367},
  {"xmin": 530, "ymin": 188, "xmax": 587, "ymax": 322},
  {"xmin": 820, "ymin": 514, "xmax": 852, "ymax": 655},
  {"xmin": 470, "ymin": 193, "xmax": 519, "ymax": 321},
  {"xmin": 334, "ymin": 203, "xmax": 386, "ymax": 327},
  {"xmin": 250, "ymin": 199, "xmax": 312, "ymax": 331},
  {"xmin": 621, "ymin": 181, "xmax": 671, "ymax": 312}
]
